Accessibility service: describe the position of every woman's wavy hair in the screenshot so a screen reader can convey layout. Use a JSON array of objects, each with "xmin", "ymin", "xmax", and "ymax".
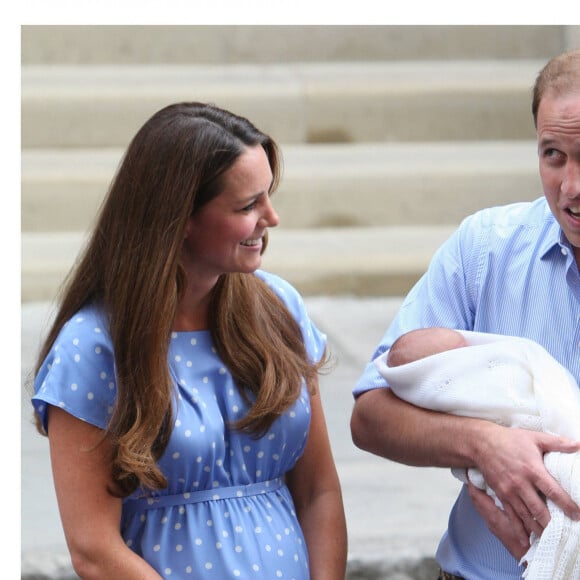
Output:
[{"xmin": 34, "ymin": 102, "xmax": 327, "ymax": 496}]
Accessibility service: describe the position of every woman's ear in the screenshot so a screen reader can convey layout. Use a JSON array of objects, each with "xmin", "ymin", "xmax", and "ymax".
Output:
[{"xmin": 183, "ymin": 216, "xmax": 195, "ymax": 239}]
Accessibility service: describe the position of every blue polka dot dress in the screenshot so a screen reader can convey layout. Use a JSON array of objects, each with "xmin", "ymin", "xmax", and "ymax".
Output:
[{"xmin": 32, "ymin": 271, "xmax": 326, "ymax": 579}]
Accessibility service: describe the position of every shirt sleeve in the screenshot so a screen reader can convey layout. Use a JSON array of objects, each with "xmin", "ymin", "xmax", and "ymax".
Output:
[
  {"xmin": 353, "ymin": 213, "xmax": 482, "ymax": 397},
  {"xmin": 32, "ymin": 308, "xmax": 117, "ymax": 433}
]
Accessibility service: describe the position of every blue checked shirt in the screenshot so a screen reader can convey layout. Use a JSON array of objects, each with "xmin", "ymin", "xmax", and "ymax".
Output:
[{"xmin": 353, "ymin": 196, "xmax": 580, "ymax": 579}]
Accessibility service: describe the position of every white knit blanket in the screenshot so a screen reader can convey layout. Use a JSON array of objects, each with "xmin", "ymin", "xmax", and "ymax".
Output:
[{"xmin": 374, "ymin": 330, "xmax": 580, "ymax": 579}]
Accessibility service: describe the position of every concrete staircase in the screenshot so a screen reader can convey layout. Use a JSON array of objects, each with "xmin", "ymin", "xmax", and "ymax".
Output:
[{"xmin": 21, "ymin": 25, "xmax": 579, "ymax": 301}]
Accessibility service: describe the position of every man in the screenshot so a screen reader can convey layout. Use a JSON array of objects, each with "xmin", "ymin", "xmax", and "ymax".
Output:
[{"xmin": 350, "ymin": 49, "xmax": 580, "ymax": 579}]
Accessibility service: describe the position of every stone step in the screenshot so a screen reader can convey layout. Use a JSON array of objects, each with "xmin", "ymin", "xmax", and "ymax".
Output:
[
  {"xmin": 21, "ymin": 25, "xmax": 564, "ymax": 64},
  {"xmin": 22, "ymin": 141, "xmax": 541, "ymax": 232},
  {"xmin": 21, "ymin": 60, "xmax": 543, "ymax": 148},
  {"xmin": 21, "ymin": 226, "xmax": 456, "ymax": 302}
]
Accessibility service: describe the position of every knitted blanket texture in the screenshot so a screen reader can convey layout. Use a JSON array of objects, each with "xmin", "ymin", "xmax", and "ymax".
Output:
[{"xmin": 374, "ymin": 331, "xmax": 580, "ymax": 579}]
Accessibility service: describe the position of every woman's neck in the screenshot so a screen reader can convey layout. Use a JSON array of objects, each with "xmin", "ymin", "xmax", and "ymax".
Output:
[{"xmin": 173, "ymin": 284, "xmax": 214, "ymax": 332}]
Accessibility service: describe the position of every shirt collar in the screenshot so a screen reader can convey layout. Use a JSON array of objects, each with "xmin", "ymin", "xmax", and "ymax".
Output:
[{"xmin": 539, "ymin": 211, "xmax": 570, "ymax": 260}]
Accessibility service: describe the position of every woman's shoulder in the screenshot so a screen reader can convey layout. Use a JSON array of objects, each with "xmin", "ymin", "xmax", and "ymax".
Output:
[
  {"xmin": 254, "ymin": 270, "xmax": 305, "ymax": 309},
  {"xmin": 56, "ymin": 304, "xmax": 111, "ymax": 344},
  {"xmin": 254, "ymin": 269, "xmax": 301, "ymax": 297},
  {"xmin": 43, "ymin": 304, "xmax": 114, "ymax": 367},
  {"xmin": 33, "ymin": 303, "xmax": 116, "ymax": 432},
  {"xmin": 254, "ymin": 270, "xmax": 326, "ymax": 360}
]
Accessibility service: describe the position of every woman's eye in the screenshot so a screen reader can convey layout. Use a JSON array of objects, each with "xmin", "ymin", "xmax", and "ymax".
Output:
[{"xmin": 241, "ymin": 201, "xmax": 258, "ymax": 212}]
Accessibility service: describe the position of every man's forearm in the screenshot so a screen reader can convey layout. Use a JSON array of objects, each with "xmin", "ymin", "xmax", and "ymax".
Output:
[{"xmin": 351, "ymin": 387, "xmax": 493, "ymax": 468}]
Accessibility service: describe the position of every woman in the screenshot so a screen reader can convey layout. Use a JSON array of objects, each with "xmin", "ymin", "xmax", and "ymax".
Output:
[{"xmin": 32, "ymin": 102, "xmax": 347, "ymax": 579}]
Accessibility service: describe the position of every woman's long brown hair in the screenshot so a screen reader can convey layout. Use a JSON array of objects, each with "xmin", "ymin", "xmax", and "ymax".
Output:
[{"xmin": 34, "ymin": 102, "xmax": 327, "ymax": 496}]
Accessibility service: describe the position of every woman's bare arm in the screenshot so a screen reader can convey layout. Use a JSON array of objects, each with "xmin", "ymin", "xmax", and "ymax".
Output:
[
  {"xmin": 47, "ymin": 406, "xmax": 163, "ymax": 580},
  {"xmin": 286, "ymin": 388, "xmax": 347, "ymax": 580}
]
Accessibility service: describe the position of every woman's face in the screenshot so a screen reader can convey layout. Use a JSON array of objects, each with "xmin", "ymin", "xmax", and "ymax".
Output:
[{"xmin": 182, "ymin": 145, "xmax": 279, "ymax": 283}]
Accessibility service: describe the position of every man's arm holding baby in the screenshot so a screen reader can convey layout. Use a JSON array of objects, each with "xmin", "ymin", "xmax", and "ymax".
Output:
[{"xmin": 351, "ymin": 388, "xmax": 580, "ymax": 556}]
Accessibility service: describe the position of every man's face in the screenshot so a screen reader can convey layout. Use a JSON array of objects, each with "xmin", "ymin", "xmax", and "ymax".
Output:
[{"xmin": 537, "ymin": 90, "xmax": 580, "ymax": 263}]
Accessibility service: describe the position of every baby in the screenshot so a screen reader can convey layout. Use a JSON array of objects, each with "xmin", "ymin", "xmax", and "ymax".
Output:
[
  {"xmin": 375, "ymin": 327, "xmax": 580, "ymax": 579},
  {"xmin": 386, "ymin": 327, "xmax": 468, "ymax": 368}
]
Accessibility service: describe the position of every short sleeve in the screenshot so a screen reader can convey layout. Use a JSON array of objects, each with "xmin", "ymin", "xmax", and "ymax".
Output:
[
  {"xmin": 32, "ymin": 306, "xmax": 117, "ymax": 433},
  {"xmin": 255, "ymin": 270, "xmax": 327, "ymax": 364},
  {"xmin": 353, "ymin": 213, "xmax": 482, "ymax": 398}
]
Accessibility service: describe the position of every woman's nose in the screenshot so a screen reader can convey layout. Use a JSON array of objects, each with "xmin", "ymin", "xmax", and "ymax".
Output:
[{"xmin": 260, "ymin": 198, "xmax": 279, "ymax": 227}]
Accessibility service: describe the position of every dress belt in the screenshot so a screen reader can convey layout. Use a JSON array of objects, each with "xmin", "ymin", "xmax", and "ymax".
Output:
[{"xmin": 123, "ymin": 477, "xmax": 284, "ymax": 516}]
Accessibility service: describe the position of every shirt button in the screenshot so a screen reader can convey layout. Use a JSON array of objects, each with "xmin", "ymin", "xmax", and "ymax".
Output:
[{"xmin": 561, "ymin": 247, "xmax": 568, "ymax": 256}]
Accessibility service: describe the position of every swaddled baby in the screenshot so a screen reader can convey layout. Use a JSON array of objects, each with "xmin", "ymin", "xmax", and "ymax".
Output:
[{"xmin": 375, "ymin": 328, "xmax": 580, "ymax": 579}]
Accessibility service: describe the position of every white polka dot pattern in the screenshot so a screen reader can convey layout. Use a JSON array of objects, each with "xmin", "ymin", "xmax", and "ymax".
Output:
[{"xmin": 32, "ymin": 270, "xmax": 326, "ymax": 578}]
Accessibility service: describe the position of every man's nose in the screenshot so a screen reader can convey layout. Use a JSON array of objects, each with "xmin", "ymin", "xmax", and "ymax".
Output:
[{"xmin": 561, "ymin": 161, "xmax": 580, "ymax": 197}]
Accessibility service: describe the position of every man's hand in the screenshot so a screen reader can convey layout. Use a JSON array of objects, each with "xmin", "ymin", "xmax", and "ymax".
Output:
[
  {"xmin": 476, "ymin": 426, "xmax": 580, "ymax": 528},
  {"xmin": 467, "ymin": 480, "xmax": 530, "ymax": 561},
  {"xmin": 470, "ymin": 424, "xmax": 580, "ymax": 556}
]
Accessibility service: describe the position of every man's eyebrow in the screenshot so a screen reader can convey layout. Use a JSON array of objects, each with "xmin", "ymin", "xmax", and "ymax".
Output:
[{"xmin": 538, "ymin": 136, "xmax": 557, "ymax": 148}]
